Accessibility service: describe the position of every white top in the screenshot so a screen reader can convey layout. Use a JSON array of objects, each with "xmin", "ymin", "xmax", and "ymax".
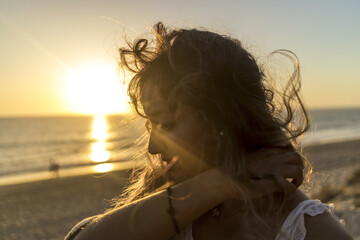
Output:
[
  {"xmin": 275, "ymin": 200, "xmax": 344, "ymax": 240},
  {"xmin": 172, "ymin": 200, "xmax": 344, "ymax": 240}
]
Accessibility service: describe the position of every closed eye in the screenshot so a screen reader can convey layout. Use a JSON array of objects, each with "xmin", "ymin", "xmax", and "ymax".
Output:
[{"xmin": 159, "ymin": 122, "xmax": 175, "ymax": 130}]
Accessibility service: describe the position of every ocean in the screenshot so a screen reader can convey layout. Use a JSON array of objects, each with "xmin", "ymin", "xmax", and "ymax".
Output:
[
  {"xmin": 0, "ymin": 108, "xmax": 359, "ymax": 185},
  {"xmin": 0, "ymin": 115, "xmax": 145, "ymax": 185},
  {"xmin": 304, "ymin": 108, "xmax": 360, "ymax": 145}
]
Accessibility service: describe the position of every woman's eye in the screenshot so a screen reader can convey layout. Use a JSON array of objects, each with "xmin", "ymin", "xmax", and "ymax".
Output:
[{"xmin": 159, "ymin": 122, "xmax": 174, "ymax": 130}]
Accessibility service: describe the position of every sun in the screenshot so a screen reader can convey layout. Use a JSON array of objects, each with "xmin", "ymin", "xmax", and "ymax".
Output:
[{"xmin": 63, "ymin": 61, "xmax": 131, "ymax": 115}]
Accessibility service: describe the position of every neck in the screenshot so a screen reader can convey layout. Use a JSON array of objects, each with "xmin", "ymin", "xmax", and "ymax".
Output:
[{"xmin": 221, "ymin": 191, "xmax": 297, "ymax": 218}]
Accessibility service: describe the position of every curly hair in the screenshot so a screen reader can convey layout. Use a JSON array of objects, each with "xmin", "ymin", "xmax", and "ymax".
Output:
[{"xmin": 115, "ymin": 22, "xmax": 311, "ymax": 239}]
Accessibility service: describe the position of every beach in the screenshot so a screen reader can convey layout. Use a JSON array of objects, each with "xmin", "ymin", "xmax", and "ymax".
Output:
[{"xmin": 1, "ymin": 140, "xmax": 360, "ymax": 240}]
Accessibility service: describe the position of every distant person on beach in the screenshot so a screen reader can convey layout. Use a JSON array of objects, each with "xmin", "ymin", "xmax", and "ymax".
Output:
[
  {"xmin": 65, "ymin": 23, "xmax": 352, "ymax": 240},
  {"xmin": 49, "ymin": 158, "xmax": 60, "ymax": 178}
]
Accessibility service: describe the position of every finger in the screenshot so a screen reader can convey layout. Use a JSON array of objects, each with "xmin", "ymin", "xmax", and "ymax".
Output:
[
  {"xmin": 269, "ymin": 174, "xmax": 297, "ymax": 200},
  {"xmin": 248, "ymin": 178, "xmax": 282, "ymax": 198},
  {"xmin": 260, "ymin": 175, "xmax": 296, "ymax": 200},
  {"xmin": 164, "ymin": 155, "xmax": 179, "ymax": 171},
  {"xmin": 247, "ymin": 147, "xmax": 287, "ymax": 161},
  {"xmin": 268, "ymin": 164, "xmax": 303, "ymax": 189},
  {"xmin": 248, "ymin": 162, "xmax": 303, "ymax": 183},
  {"xmin": 277, "ymin": 152, "xmax": 304, "ymax": 168},
  {"xmin": 291, "ymin": 174, "xmax": 304, "ymax": 188},
  {"xmin": 284, "ymin": 165, "xmax": 303, "ymax": 188},
  {"xmin": 276, "ymin": 165, "xmax": 303, "ymax": 179},
  {"xmin": 284, "ymin": 178, "xmax": 297, "ymax": 198},
  {"xmin": 247, "ymin": 176, "xmax": 297, "ymax": 200},
  {"xmin": 284, "ymin": 164, "xmax": 304, "ymax": 188},
  {"xmin": 248, "ymin": 151, "xmax": 303, "ymax": 172},
  {"xmin": 264, "ymin": 147, "xmax": 289, "ymax": 155}
]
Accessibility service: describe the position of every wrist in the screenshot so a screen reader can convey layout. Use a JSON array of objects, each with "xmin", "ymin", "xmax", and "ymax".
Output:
[{"xmin": 197, "ymin": 168, "xmax": 234, "ymax": 201}]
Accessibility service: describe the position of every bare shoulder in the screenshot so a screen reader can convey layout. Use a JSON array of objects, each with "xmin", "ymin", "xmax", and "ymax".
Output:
[{"xmin": 304, "ymin": 209, "xmax": 353, "ymax": 240}]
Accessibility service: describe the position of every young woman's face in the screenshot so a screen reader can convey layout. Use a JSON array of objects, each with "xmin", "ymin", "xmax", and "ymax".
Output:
[{"xmin": 142, "ymin": 84, "xmax": 212, "ymax": 183}]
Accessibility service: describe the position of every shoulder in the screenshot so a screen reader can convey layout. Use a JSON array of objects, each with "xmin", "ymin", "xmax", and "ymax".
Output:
[
  {"xmin": 304, "ymin": 208, "xmax": 353, "ymax": 240},
  {"xmin": 283, "ymin": 191, "xmax": 353, "ymax": 240},
  {"xmin": 65, "ymin": 216, "xmax": 98, "ymax": 240}
]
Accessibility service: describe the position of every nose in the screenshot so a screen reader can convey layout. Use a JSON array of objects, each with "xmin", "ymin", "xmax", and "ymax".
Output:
[{"xmin": 148, "ymin": 130, "xmax": 167, "ymax": 155}]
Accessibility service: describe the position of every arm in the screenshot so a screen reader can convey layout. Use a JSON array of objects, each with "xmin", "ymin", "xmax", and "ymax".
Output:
[
  {"xmin": 73, "ymin": 152, "xmax": 303, "ymax": 240},
  {"xmin": 304, "ymin": 210, "xmax": 353, "ymax": 240},
  {"xmin": 76, "ymin": 168, "xmax": 230, "ymax": 240}
]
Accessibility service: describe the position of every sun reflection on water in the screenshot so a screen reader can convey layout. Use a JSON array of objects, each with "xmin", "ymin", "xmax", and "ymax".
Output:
[
  {"xmin": 94, "ymin": 163, "xmax": 114, "ymax": 173},
  {"xmin": 92, "ymin": 116, "xmax": 109, "ymax": 141},
  {"xmin": 90, "ymin": 116, "xmax": 111, "ymax": 170}
]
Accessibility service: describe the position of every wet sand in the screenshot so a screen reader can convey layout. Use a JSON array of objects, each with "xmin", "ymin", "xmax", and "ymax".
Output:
[{"xmin": 1, "ymin": 139, "xmax": 360, "ymax": 240}]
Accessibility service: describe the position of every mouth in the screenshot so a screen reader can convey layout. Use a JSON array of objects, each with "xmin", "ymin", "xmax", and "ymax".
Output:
[
  {"xmin": 161, "ymin": 156, "xmax": 172, "ymax": 163},
  {"xmin": 162, "ymin": 155, "xmax": 179, "ymax": 171}
]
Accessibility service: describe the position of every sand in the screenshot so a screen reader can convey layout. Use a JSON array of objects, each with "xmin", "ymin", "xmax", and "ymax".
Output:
[
  {"xmin": 1, "ymin": 140, "xmax": 360, "ymax": 240},
  {"xmin": 0, "ymin": 171, "xmax": 132, "ymax": 240},
  {"xmin": 302, "ymin": 139, "xmax": 360, "ymax": 239}
]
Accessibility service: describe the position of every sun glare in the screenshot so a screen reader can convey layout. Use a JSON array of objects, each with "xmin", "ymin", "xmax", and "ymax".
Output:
[
  {"xmin": 90, "ymin": 142, "xmax": 111, "ymax": 163},
  {"xmin": 91, "ymin": 116, "xmax": 109, "ymax": 141},
  {"xmin": 63, "ymin": 61, "xmax": 130, "ymax": 115},
  {"xmin": 94, "ymin": 163, "xmax": 114, "ymax": 173},
  {"xmin": 90, "ymin": 116, "xmax": 110, "ymax": 163}
]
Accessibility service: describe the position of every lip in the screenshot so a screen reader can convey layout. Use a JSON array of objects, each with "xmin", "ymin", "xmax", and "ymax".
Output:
[
  {"xmin": 161, "ymin": 154, "xmax": 178, "ymax": 163},
  {"xmin": 161, "ymin": 155, "xmax": 179, "ymax": 171},
  {"xmin": 161, "ymin": 156, "xmax": 172, "ymax": 163}
]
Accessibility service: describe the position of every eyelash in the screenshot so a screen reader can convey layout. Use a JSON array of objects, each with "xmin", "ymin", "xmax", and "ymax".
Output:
[
  {"xmin": 148, "ymin": 121, "xmax": 174, "ymax": 131},
  {"xmin": 146, "ymin": 118, "xmax": 175, "ymax": 131},
  {"xmin": 159, "ymin": 122, "xmax": 174, "ymax": 130}
]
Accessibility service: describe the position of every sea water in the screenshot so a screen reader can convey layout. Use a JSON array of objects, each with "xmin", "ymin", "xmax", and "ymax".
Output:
[
  {"xmin": 0, "ymin": 108, "xmax": 359, "ymax": 185},
  {"xmin": 0, "ymin": 115, "xmax": 145, "ymax": 184},
  {"xmin": 304, "ymin": 108, "xmax": 360, "ymax": 145}
]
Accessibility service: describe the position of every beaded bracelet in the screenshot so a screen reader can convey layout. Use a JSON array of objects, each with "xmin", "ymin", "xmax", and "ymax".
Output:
[{"xmin": 166, "ymin": 187, "xmax": 181, "ymax": 234}]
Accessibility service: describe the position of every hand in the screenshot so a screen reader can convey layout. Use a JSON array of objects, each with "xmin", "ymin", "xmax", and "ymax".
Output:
[
  {"xmin": 218, "ymin": 149, "xmax": 304, "ymax": 200},
  {"xmin": 246, "ymin": 149, "xmax": 304, "ymax": 199}
]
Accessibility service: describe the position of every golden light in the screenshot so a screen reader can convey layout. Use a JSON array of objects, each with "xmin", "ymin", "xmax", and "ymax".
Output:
[
  {"xmin": 90, "ymin": 143, "xmax": 111, "ymax": 162},
  {"xmin": 91, "ymin": 116, "xmax": 109, "ymax": 141},
  {"xmin": 90, "ymin": 115, "xmax": 111, "ymax": 163},
  {"xmin": 94, "ymin": 163, "xmax": 114, "ymax": 173},
  {"xmin": 63, "ymin": 61, "xmax": 130, "ymax": 115}
]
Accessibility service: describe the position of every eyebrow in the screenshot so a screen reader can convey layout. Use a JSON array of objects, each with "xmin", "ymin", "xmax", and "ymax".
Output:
[
  {"xmin": 146, "ymin": 107, "xmax": 172, "ymax": 118},
  {"xmin": 147, "ymin": 110, "xmax": 162, "ymax": 118}
]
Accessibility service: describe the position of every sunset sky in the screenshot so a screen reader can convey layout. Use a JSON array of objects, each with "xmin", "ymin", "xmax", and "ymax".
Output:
[{"xmin": 1, "ymin": 0, "xmax": 359, "ymax": 116}]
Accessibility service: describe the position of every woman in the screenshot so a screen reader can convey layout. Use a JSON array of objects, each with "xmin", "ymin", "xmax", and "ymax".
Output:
[{"xmin": 66, "ymin": 23, "xmax": 352, "ymax": 240}]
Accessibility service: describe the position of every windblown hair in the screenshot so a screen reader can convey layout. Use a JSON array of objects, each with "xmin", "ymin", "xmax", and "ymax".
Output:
[{"xmin": 115, "ymin": 22, "xmax": 311, "ymax": 239}]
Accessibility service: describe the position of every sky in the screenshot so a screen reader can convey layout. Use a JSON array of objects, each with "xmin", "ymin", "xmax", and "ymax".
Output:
[{"xmin": 0, "ymin": 0, "xmax": 359, "ymax": 117}]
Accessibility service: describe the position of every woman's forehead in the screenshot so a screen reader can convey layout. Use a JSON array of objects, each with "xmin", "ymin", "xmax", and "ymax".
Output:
[
  {"xmin": 143, "ymin": 101, "xmax": 170, "ymax": 117},
  {"xmin": 142, "ymin": 82, "xmax": 160, "ymax": 101},
  {"xmin": 142, "ymin": 82, "xmax": 163, "ymax": 102},
  {"xmin": 142, "ymin": 83, "xmax": 169, "ymax": 116}
]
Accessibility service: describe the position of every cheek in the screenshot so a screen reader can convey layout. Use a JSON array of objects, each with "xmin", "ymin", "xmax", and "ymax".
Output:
[
  {"xmin": 164, "ymin": 109, "xmax": 212, "ymax": 171},
  {"xmin": 177, "ymin": 113, "xmax": 208, "ymax": 146},
  {"xmin": 171, "ymin": 123, "xmax": 206, "ymax": 156},
  {"xmin": 173, "ymin": 128, "xmax": 210, "ymax": 172}
]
